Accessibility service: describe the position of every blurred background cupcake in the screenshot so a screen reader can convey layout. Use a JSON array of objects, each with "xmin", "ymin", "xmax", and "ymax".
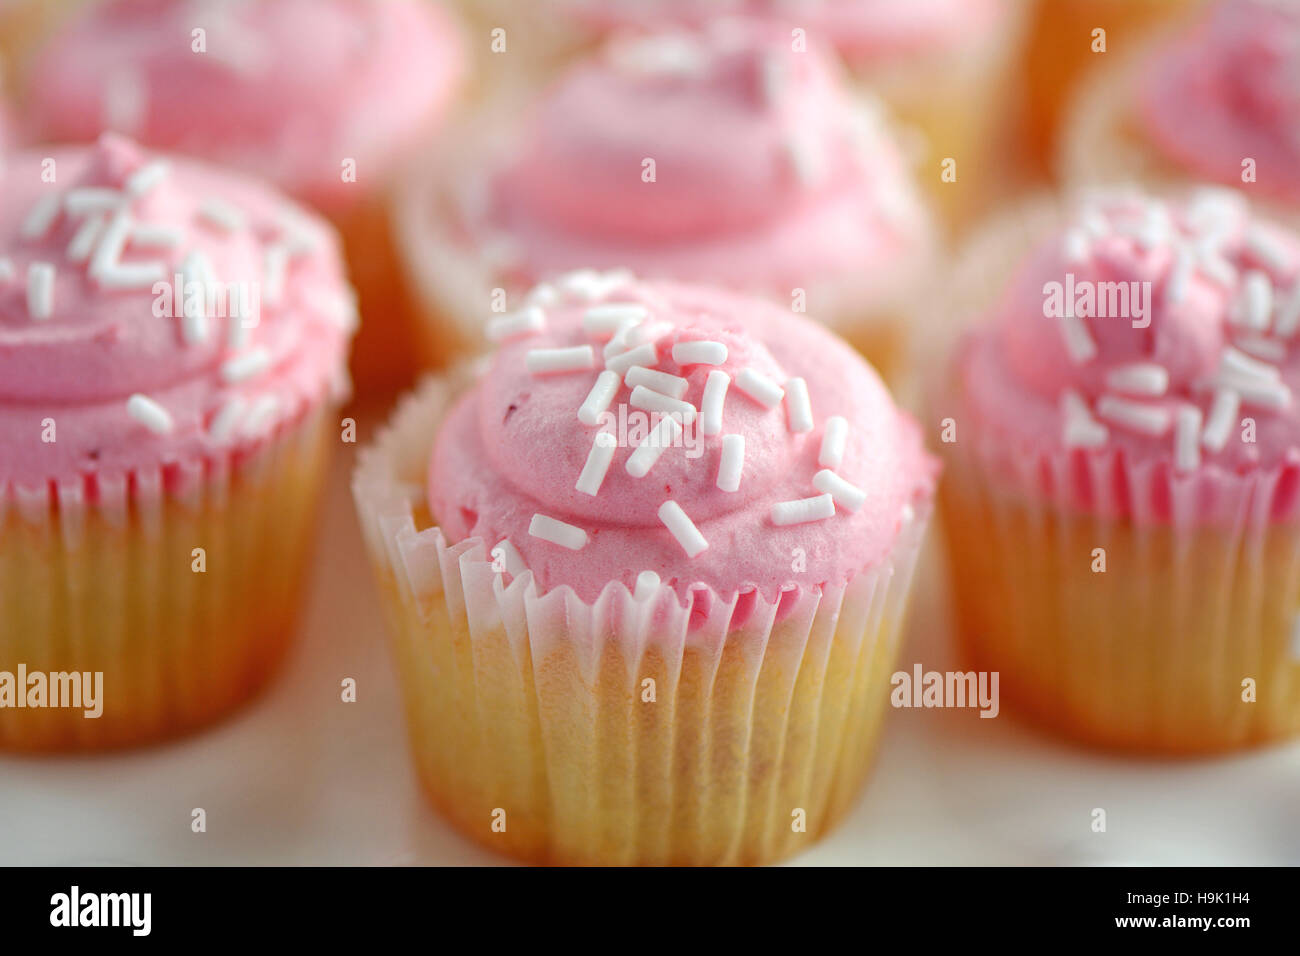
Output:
[
  {"xmin": 0, "ymin": 134, "xmax": 356, "ymax": 750},
  {"xmin": 22, "ymin": 0, "xmax": 465, "ymax": 402},
  {"xmin": 353, "ymin": 274, "xmax": 937, "ymax": 864},
  {"xmin": 936, "ymin": 186, "xmax": 1300, "ymax": 753},
  {"xmin": 1061, "ymin": 0, "xmax": 1300, "ymax": 226},
  {"xmin": 396, "ymin": 22, "xmax": 937, "ymax": 382}
]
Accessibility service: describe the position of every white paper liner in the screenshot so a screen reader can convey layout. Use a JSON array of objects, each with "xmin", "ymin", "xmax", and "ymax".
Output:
[{"xmin": 352, "ymin": 371, "xmax": 934, "ymax": 864}]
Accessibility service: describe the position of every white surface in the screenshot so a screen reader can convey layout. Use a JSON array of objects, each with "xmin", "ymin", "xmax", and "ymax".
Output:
[{"xmin": 2, "ymin": 436, "xmax": 1298, "ymax": 866}]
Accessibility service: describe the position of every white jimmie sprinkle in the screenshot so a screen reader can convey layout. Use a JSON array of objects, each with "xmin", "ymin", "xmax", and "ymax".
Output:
[
  {"xmin": 735, "ymin": 368, "xmax": 784, "ymax": 408},
  {"xmin": 66, "ymin": 215, "xmax": 106, "ymax": 263},
  {"xmin": 198, "ymin": 197, "xmax": 248, "ymax": 233},
  {"xmin": 813, "ymin": 469, "xmax": 867, "ymax": 512},
  {"xmin": 578, "ymin": 370, "xmax": 622, "ymax": 426},
  {"xmin": 700, "ymin": 370, "xmax": 730, "ymax": 436},
  {"xmin": 771, "ymin": 493, "xmax": 836, "ymax": 526},
  {"xmin": 1104, "ymin": 362, "xmax": 1169, "ymax": 396},
  {"xmin": 263, "ymin": 243, "xmax": 289, "ymax": 307},
  {"xmin": 658, "ymin": 500, "xmax": 708, "ymax": 557},
  {"xmin": 26, "ymin": 262, "xmax": 55, "ymax": 320},
  {"xmin": 1233, "ymin": 334, "xmax": 1286, "ymax": 362},
  {"xmin": 784, "ymin": 377, "xmax": 813, "ymax": 433},
  {"xmin": 1058, "ymin": 310, "xmax": 1098, "ymax": 364},
  {"xmin": 208, "ymin": 397, "xmax": 247, "ymax": 442},
  {"xmin": 486, "ymin": 306, "xmax": 545, "ymax": 343},
  {"xmin": 626, "ymin": 414, "xmax": 682, "ymax": 478},
  {"xmin": 242, "ymin": 394, "xmax": 281, "ymax": 437},
  {"xmin": 124, "ymin": 159, "xmax": 170, "ymax": 198},
  {"xmin": 492, "ymin": 538, "xmax": 527, "ymax": 578},
  {"xmin": 1164, "ymin": 247, "xmax": 1194, "ymax": 306},
  {"xmin": 1246, "ymin": 228, "xmax": 1290, "ymax": 274},
  {"xmin": 1096, "ymin": 394, "xmax": 1173, "ymax": 436},
  {"xmin": 1233, "ymin": 270, "xmax": 1273, "ymax": 330},
  {"xmin": 672, "ymin": 340, "xmax": 729, "ymax": 366},
  {"xmin": 583, "ymin": 303, "xmax": 648, "ymax": 337},
  {"xmin": 529, "ymin": 513, "xmax": 588, "ymax": 550},
  {"xmin": 1061, "ymin": 390, "xmax": 1109, "ymax": 448},
  {"xmin": 527, "ymin": 345, "xmax": 596, "ymax": 375},
  {"xmin": 625, "ymin": 365, "xmax": 688, "ymax": 399},
  {"xmin": 221, "ymin": 347, "xmax": 272, "ymax": 383},
  {"xmin": 819, "ymin": 415, "xmax": 848, "ymax": 468},
  {"xmin": 605, "ymin": 342, "xmax": 657, "ymax": 375},
  {"xmin": 64, "ymin": 187, "xmax": 124, "ymax": 216},
  {"xmin": 716, "ymin": 434, "xmax": 745, "ymax": 492},
  {"xmin": 575, "ymin": 432, "xmax": 618, "ymax": 496},
  {"xmin": 21, "ymin": 194, "xmax": 62, "ymax": 240},
  {"xmin": 629, "ymin": 385, "xmax": 697, "ymax": 424},
  {"xmin": 1174, "ymin": 405, "xmax": 1203, "ymax": 473},
  {"xmin": 126, "ymin": 393, "xmax": 174, "ymax": 434}
]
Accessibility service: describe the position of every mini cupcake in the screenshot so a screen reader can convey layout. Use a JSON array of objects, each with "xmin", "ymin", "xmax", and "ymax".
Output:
[
  {"xmin": 353, "ymin": 274, "xmax": 937, "ymax": 865},
  {"xmin": 0, "ymin": 134, "xmax": 356, "ymax": 750},
  {"xmin": 1061, "ymin": 0, "xmax": 1298, "ymax": 219},
  {"xmin": 24, "ymin": 0, "xmax": 464, "ymax": 398},
  {"xmin": 938, "ymin": 186, "xmax": 1300, "ymax": 754},
  {"xmin": 396, "ymin": 23, "xmax": 936, "ymax": 381}
]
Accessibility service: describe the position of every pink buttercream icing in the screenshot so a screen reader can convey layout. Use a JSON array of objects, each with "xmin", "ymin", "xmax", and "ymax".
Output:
[
  {"xmin": 24, "ymin": 0, "xmax": 464, "ymax": 210},
  {"xmin": 452, "ymin": 23, "xmax": 930, "ymax": 311},
  {"xmin": 429, "ymin": 277, "xmax": 937, "ymax": 603},
  {"xmin": 1140, "ymin": 0, "xmax": 1300, "ymax": 207},
  {"xmin": 0, "ymin": 135, "xmax": 354, "ymax": 490},
  {"xmin": 956, "ymin": 188, "xmax": 1300, "ymax": 525}
]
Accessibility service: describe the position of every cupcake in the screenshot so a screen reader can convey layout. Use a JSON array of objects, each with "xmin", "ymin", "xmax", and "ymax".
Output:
[
  {"xmin": 396, "ymin": 23, "xmax": 936, "ymax": 382},
  {"xmin": 0, "ymin": 134, "xmax": 356, "ymax": 750},
  {"xmin": 938, "ymin": 186, "xmax": 1300, "ymax": 754},
  {"xmin": 23, "ymin": 0, "xmax": 465, "ymax": 398},
  {"xmin": 1061, "ymin": 0, "xmax": 1297, "ymax": 218},
  {"xmin": 353, "ymin": 274, "xmax": 937, "ymax": 865}
]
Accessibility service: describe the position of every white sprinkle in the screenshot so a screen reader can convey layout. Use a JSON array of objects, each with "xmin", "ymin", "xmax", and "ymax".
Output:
[
  {"xmin": 242, "ymin": 394, "xmax": 282, "ymax": 437},
  {"xmin": 88, "ymin": 213, "xmax": 131, "ymax": 279},
  {"xmin": 578, "ymin": 370, "xmax": 622, "ymax": 426},
  {"xmin": 66, "ymin": 215, "xmax": 106, "ymax": 263},
  {"xmin": 491, "ymin": 538, "xmax": 527, "ymax": 578},
  {"xmin": 629, "ymin": 385, "xmax": 697, "ymax": 424},
  {"xmin": 626, "ymin": 365, "xmax": 688, "ymax": 399},
  {"xmin": 1104, "ymin": 363, "xmax": 1169, "ymax": 396},
  {"xmin": 634, "ymin": 569, "xmax": 661, "ymax": 600},
  {"xmin": 208, "ymin": 397, "xmax": 247, "ymax": 442},
  {"xmin": 1061, "ymin": 390, "xmax": 1109, "ymax": 448},
  {"xmin": 26, "ymin": 262, "xmax": 55, "ymax": 320},
  {"xmin": 658, "ymin": 500, "xmax": 708, "ymax": 557},
  {"xmin": 1197, "ymin": 252, "xmax": 1238, "ymax": 289},
  {"xmin": 0, "ymin": 259, "xmax": 13, "ymax": 282},
  {"xmin": 819, "ymin": 416, "xmax": 849, "ymax": 468},
  {"xmin": 575, "ymin": 432, "xmax": 618, "ymax": 496},
  {"xmin": 1165, "ymin": 247, "xmax": 1194, "ymax": 305},
  {"xmin": 605, "ymin": 343, "xmax": 657, "ymax": 375},
  {"xmin": 63, "ymin": 188, "xmax": 124, "ymax": 216},
  {"xmin": 124, "ymin": 159, "xmax": 170, "ymax": 198},
  {"xmin": 1233, "ymin": 334, "xmax": 1286, "ymax": 362},
  {"xmin": 1221, "ymin": 345, "xmax": 1280, "ymax": 382},
  {"xmin": 528, "ymin": 513, "xmax": 587, "ymax": 550},
  {"xmin": 672, "ymin": 340, "xmax": 728, "ymax": 366},
  {"xmin": 1274, "ymin": 283, "xmax": 1300, "ymax": 338},
  {"xmin": 1096, "ymin": 394, "xmax": 1173, "ymax": 436},
  {"xmin": 813, "ymin": 469, "xmax": 867, "ymax": 512},
  {"xmin": 221, "ymin": 347, "xmax": 272, "ymax": 384},
  {"xmin": 1058, "ymin": 310, "xmax": 1097, "ymax": 364},
  {"xmin": 21, "ymin": 194, "xmax": 62, "ymax": 240},
  {"xmin": 734, "ymin": 368, "xmax": 785, "ymax": 408},
  {"xmin": 1062, "ymin": 227, "xmax": 1090, "ymax": 263},
  {"xmin": 603, "ymin": 322, "xmax": 641, "ymax": 358},
  {"xmin": 129, "ymin": 223, "xmax": 182, "ymax": 248},
  {"xmin": 486, "ymin": 306, "xmax": 545, "ymax": 343},
  {"xmin": 178, "ymin": 249, "xmax": 211, "ymax": 344},
  {"xmin": 625, "ymin": 414, "xmax": 682, "ymax": 478},
  {"xmin": 1212, "ymin": 368, "xmax": 1290, "ymax": 409},
  {"xmin": 700, "ymin": 370, "xmax": 730, "ymax": 437},
  {"xmin": 1246, "ymin": 227, "xmax": 1290, "ymax": 274},
  {"xmin": 527, "ymin": 282, "xmax": 559, "ymax": 307},
  {"xmin": 198, "ymin": 198, "xmax": 248, "ymax": 233},
  {"xmin": 623, "ymin": 320, "xmax": 674, "ymax": 350},
  {"xmin": 126, "ymin": 393, "xmax": 173, "ymax": 434},
  {"xmin": 527, "ymin": 345, "xmax": 595, "ymax": 375},
  {"xmin": 263, "ymin": 243, "xmax": 289, "ymax": 307},
  {"xmin": 1201, "ymin": 388, "xmax": 1239, "ymax": 452},
  {"xmin": 583, "ymin": 303, "xmax": 648, "ymax": 337},
  {"xmin": 97, "ymin": 261, "xmax": 167, "ymax": 290},
  {"xmin": 1233, "ymin": 271, "xmax": 1273, "ymax": 331},
  {"xmin": 716, "ymin": 434, "xmax": 745, "ymax": 492},
  {"xmin": 784, "ymin": 377, "xmax": 813, "ymax": 433},
  {"xmin": 1174, "ymin": 405, "xmax": 1203, "ymax": 472},
  {"xmin": 771, "ymin": 493, "xmax": 836, "ymax": 526}
]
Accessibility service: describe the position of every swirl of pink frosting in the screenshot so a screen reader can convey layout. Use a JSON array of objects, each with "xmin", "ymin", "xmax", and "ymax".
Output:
[
  {"xmin": 1140, "ymin": 0, "xmax": 1300, "ymax": 206},
  {"xmin": 429, "ymin": 276, "xmax": 936, "ymax": 603},
  {"xmin": 0, "ymin": 134, "xmax": 355, "ymax": 488},
  {"xmin": 24, "ymin": 0, "xmax": 463, "ymax": 209},
  {"xmin": 957, "ymin": 188, "xmax": 1300, "ymax": 523},
  {"xmin": 460, "ymin": 23, "xmax": 929, "ymax": 304}
]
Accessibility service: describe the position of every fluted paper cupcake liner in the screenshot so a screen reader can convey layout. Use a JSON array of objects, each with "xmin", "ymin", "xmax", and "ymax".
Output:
[
  {"xmin": 353, "ymin": 372, "xmax": 932, "ymax": 865},
  {"xmin": 0, "ymin": 402, "xmax": 334, "ymax": 751}
]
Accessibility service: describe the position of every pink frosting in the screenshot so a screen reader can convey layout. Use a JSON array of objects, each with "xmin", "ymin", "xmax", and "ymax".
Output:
[
  {"xmin": 1140, "ymin": 0, "xmax": 1300, "ymax": 207},
  {"xmin": 24, "ymin": 0, "xmax": 463, "ymax": 210},
  {"xmin": 429, "ymin": 277, "xmax": 937, "ymax": 603},
  {"xmin": 956, "ymin": 188, "xmax": 1300, "ymax": 525},
  {"xmin": 456, "ymin": 23, "xmax": 929, "ymax": 313},
  {"xmin": 0, "ymin": 135, "xmax": 355, "ymax": 491},
  {"xmin": 557, "ymin": 0, "xmax": 1009, "ymax": 60}
]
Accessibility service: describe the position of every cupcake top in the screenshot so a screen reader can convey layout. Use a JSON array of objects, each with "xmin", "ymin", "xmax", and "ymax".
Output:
[
  {"xmin": 1140, "ymin": 0, "xmax": 1300, "ymax": 206},
  {"xmin": 445, "ymin": 23, "xmax": 929, "ymax": 326},
  {"xmin": 957, "ymin": 188, "xmax": 1300, "ymax": 522},
  {"xmin": 428, "ymin": 273, "xmax": 936, "ymax": 603},
  {"xmin": 24, "ymin": 0, "xmax": 464, "ymax": 210},
  {"xmin": 556, "ymin": 0, "xmax": 1009, "ymax": 62},
  {"xmin": 0, "ymin": 134, "xmax": 355, "ymax": 490}
]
